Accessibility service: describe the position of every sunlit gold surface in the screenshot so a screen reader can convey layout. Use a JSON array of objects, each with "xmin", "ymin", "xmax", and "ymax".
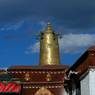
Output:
[
  {"xmin": 35, "ymin": 87, "xmax": 53, "ymax": 95},
  {"xmin": 46, "ymin": 73, "xmax": 52, "ymax": 81},
  {"xmin": 25, "ymin": 72, "xmax": 30, "ymax": 81},
  {"xmin": 40, "ymin": 22, "xmax": 60, "ymax": 65}
]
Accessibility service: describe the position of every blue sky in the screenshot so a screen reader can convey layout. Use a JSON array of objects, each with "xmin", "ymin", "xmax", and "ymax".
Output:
[{"xmin": 0, "ymin": 0, "xmax": 95, "ymax": 68}]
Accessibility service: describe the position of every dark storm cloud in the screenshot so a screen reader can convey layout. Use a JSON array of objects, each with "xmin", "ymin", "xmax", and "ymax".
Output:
[{"xmin": 0, "ymin": 0, "xmax": 95, "ymax": 30}]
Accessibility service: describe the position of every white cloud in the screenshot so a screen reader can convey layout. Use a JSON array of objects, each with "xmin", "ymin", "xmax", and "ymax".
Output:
[
  {"xmin": 59, "ymin": 34, "xmax": 95, "ymax": 53},
  {"xmin": 0, "ymin": 67, "xmax": 7, "ymax": 70},
  {"xmin": 0, "ymin": 21, "xmax": 24, "ymax": 31},
  {"xmin": 25, "ymin": 34, "xmax": 95, "ymax": 54},
  {"xmin": 25, "ymin": 42, "xmax": 40, "ymax": 54},
  {"xmin": 39, "ymin": 21, "xmax": 47, "ymax": 27}
]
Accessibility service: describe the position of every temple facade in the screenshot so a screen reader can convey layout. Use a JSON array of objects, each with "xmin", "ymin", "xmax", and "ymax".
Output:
[
  {"xmin": 7, "ymin": 23, "xmax": 68, "ymax": 95},
  {"xmin": 0, "ymin": 23, "xmax": 95, "ymax": 95},
  {"xmin": 65, "ymin": 46, "xmax": 95, "ymax": 95}
]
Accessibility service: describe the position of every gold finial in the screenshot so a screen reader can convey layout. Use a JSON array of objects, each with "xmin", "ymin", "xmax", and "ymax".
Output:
[
  {"xmin": 40, "ymin": 22, "xmax": 60, "ymax": 65},
  {"xmin": 47, "ymin": 22, "xmax": 52, "ymax": 30},
  {"xmin": 45, "ymin": 22, "xmax": 53, "ymax": 33}
]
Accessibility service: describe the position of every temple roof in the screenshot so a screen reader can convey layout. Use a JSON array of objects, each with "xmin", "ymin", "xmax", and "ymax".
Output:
[
  {"xmin": 8, "ymin": 65, "xmax": 69, "ymax": 71},
  {"xmin": 66, "ymin": 45, "xmax": 95, "ymax": 75},
  {"xmin": 87, "ymin": 45, "xmax": 95, "ymax": 51}
]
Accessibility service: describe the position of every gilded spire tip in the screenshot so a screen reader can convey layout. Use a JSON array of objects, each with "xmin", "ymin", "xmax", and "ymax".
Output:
[{"xmin": 47, "ymin": 22, "xmax": 52, "ymax": 31}]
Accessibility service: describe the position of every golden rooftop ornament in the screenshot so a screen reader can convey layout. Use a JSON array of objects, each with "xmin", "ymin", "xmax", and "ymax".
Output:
[{"xmin": 40, "ymin": 22, "xmax": 60, "ymax": 65}]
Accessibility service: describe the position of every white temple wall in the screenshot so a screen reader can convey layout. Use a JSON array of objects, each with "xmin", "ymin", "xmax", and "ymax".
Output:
[
  {"xmin": 80, "ymin": 69, "xmax": 95, "ymax": 95},
  {"xmin": 80, "ymin": 71, "xmax": 90, "ymax": 95},
  {"xmin": 64, "ymin": 88, "xmax": 69, "ymax": 95},
  {"xmin": 89, "ymin": 69, "xmax": 95, "ymax": 95}
]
